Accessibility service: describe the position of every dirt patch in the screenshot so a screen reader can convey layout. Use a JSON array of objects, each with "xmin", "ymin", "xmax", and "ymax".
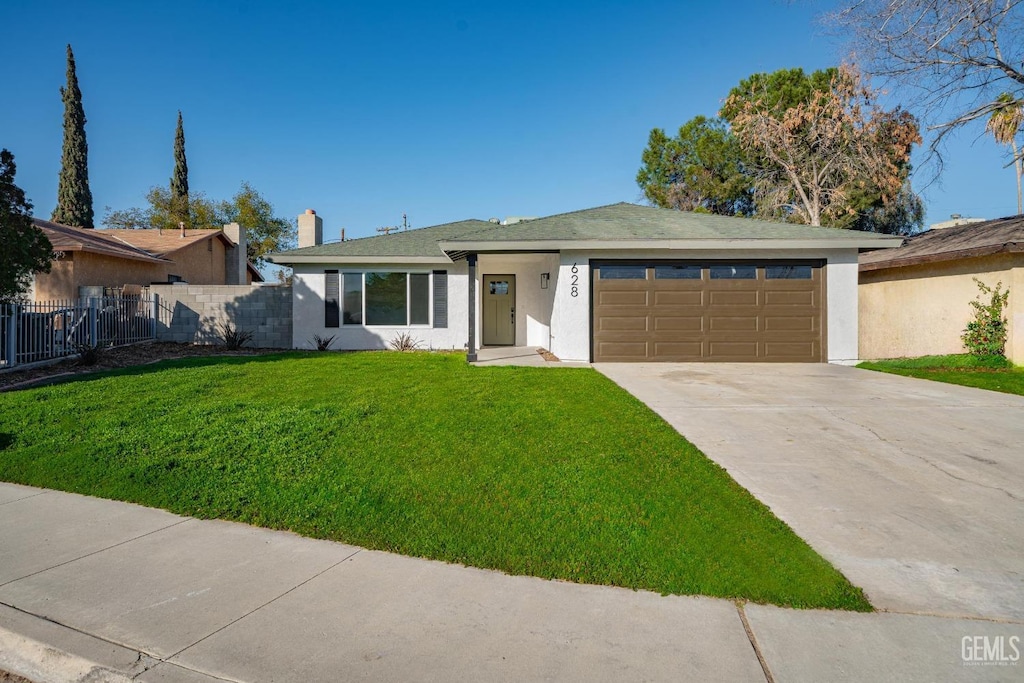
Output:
[
  {"xmin": 0, "ymin": 342, "xmax": 284, "ymax": 392},
  {"xmin": 0, "ymin": 670, "xmax": 33, "ymax": 683},
  {"xmin": 537, "ymin": 348, "xmax": 560, "ymax": 362}
]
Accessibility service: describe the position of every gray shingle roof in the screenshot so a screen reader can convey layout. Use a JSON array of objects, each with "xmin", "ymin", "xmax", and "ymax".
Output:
[
  {"xmin": 273, "ymin": 219, "xmax": 493, "ymax": 259},
  {"xmin": 445, "ymin": 203, "xmax": 900, "ymax": 242},
  {"xmin": 270, "ymin": 203, "xmax": 898, "ymax": 264},
  {"xmin": 859, "ymin": 215, "xmax": 1024, "ymax": 271}
]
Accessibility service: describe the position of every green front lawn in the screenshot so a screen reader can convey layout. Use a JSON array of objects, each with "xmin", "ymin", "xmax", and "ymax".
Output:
[
  {"xmin": 0, "ymin": 352, "xmax": 868, "ymax": 610},
  {"xmin": 858, "ymin": 354, "xmax": 1024, "ymax": 396}
]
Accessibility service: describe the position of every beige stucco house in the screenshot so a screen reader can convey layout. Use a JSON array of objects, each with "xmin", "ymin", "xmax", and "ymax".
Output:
[
  {"xmin": 859, "ymin": 216, "xmax": 1024, "ymax": 364},
  {"xmin": 30, "ymin": 219, "xmax": 262, "ymax": 301}
]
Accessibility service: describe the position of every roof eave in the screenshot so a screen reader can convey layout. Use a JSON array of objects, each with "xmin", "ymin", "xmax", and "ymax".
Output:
[
  {"xmin": 267, "ymin": 254, "xmax": 453, "ymax": 265},
  {"xmin": 438, "ymin": 237, "xmax": 905, "ymax": 252},
  {"xmin": 859, "ymin": 242, "xmax": 1024, "ymax": 272}
]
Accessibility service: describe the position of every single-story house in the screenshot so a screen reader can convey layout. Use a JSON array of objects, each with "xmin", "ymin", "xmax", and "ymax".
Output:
[
  {"xmin": 859, "ymin": 215, "xmax": 1024, "ymax": 364},
  {"xmin": 269, "ymin": 203, "xmax": 901, "ymax": 363},
  {"xmin": 30, "ymin": 219, "xmax": 262, "ymax": 301}
]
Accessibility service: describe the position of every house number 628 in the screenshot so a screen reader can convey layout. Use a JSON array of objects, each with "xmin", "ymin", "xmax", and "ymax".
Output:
[{"xmin": 570, "ymin": 263, "xmax": 579, "ymax": 298}]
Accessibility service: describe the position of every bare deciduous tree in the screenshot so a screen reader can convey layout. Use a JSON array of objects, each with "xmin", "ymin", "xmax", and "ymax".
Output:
[
  {"xmin": 831, "ymin": 0, "xmax": 1024, "ymax": 160},
  {"xmin": 726, "ymin": 66, "xmax": 921, "ymax": 226}
]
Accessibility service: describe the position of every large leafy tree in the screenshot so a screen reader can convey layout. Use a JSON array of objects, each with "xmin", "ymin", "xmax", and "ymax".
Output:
[
  {"xmin": 51, "ymin": 44, "xmax": 94, "ymax": 229},
  {"xmin": 636, "ymin": 116, "xmax": 754, "ymax": 215},
  {"xmin": 216, "ymin": 182, "xmax": 295, "ymax": 267},
  {"xmin": 1, "ymin": 150, "xmax": 52, "ymax": 302},
  {"xmin": 724, "ymin": 66, "xmax": 922, "ymax": 228},
  {"xmin": 102, "ymin": 182, "xmax": 294, "ymax": 268},
  {"xmin": 170, "ymin": 111, "xmax": 190, "ymax": 227}
]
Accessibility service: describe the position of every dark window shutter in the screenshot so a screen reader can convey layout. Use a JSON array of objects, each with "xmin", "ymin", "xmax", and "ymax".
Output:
[
  {"xmin": 432, "ymin": 270, "xmax": 447, "ymax": 328},
  {"xmin": 325, "ymin": 270, "xmax": 340, "ymax": 328}
]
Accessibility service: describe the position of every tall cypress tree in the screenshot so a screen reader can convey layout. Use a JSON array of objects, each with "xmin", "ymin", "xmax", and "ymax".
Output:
[
  {"xmin": 170, "ymin": 110, "xmax": 189, "ymax": 227},
  {"xmin": 51, "ymin": 44, "xmax": 94, "ymax": 229}
]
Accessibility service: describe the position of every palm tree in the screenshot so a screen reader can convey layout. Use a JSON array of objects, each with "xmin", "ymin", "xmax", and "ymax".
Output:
[{"xmin": 986, "ymin": 93, "xmax": 1024, "ymax": 214}]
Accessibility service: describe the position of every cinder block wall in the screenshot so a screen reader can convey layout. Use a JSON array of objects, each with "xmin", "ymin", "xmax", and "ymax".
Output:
[{"xmin": 150, "ymin": 284, "xmax": 292, "ymax": 349}]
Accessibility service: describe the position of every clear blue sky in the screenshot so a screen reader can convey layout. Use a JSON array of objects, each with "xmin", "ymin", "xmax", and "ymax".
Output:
[{"xmin": 2, "ymin": 0, "xmax": 1019, "ymax": 252}]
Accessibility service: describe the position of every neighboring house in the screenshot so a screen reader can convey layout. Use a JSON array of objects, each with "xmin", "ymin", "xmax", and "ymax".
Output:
[
  {"xmin": 30, "ymin": 219, "xmax": 262, "ymax": 301},
  {"xmin": 859, "ymin": 215, "xmax": 1024, "ymax": 364},
  {"xmin": 269, "ymin": 203, "xmax": 900, "ymax": 363}
]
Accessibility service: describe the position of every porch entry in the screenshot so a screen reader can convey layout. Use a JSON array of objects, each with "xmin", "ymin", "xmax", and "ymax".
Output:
[{"xmin": 482, "ymin": 274, "xmax": 516, "ymax": 346}]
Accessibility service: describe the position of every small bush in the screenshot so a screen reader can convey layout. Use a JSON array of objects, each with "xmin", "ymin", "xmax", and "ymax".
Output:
[
  {"xmin": 217, "ymin": 322, "xmax": 255, "ymax": 350},
  {"xmin": 961, "ymin": 278, "xmax": 1010, "ymax": 357},
  {"xmin": 311, "ymin": 334, "xmax": 337, "ymax": 351},
  {"xmin": 74, "ymin": 342, "xmax": 105, "ymax": 366},
  {"xmin": 388, "ymin": 333, "xmax": 422, "ymax": 352}
]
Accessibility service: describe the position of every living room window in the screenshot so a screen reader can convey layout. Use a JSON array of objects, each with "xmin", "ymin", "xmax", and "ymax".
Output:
[{"xmin": 341, "ymin": 272, "xmax": 432, "ymax": 326}]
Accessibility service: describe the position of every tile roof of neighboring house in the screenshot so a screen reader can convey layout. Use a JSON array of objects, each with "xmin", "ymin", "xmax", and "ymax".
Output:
[
  {"xmin": 99, "ymin": 228, "xmax": 232, "ymax": 258},
  {"xmin": 859, "ymin": 215, "xmax": 1024, "ymax": 271},
  {"xmin": 269, "ymin": 203, "xmax": 900, "ymax": 264},
  {"xmin": 33, "ymin": 219, "xmax": 169, "ymax": 264}
]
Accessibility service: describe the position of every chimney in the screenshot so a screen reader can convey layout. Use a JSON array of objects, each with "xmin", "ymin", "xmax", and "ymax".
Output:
[
  {"xmin": 223, "ymin": 222, "xmax": 248, "ymax": 285},
  {"xmin": 179, "ymin": 221, "xmax": 186, "ymax": 238},
  {"xmin": 298, "ymin": 209, "xmax": 323, "ymax": 248}
]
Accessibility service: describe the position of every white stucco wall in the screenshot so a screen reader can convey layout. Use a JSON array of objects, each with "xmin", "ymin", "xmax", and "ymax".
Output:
[
  {"xmin": 824, "ymin": 251, "xmax": 860, "ymax": 363},
  {"xmin": 291, "ymin": 262, "xmax": 469, "ymax": 351}
]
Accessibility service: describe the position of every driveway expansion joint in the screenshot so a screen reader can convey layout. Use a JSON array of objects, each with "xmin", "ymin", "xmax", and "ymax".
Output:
[{"xmin": 736, "ymin": 601, "xmax": 775, "ymax": 683}]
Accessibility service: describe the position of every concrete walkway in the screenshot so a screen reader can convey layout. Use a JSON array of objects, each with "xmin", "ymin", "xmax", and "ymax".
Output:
[
  {"xmin": 0, "ymin": 484, "xmax": 1020, "ymax": 682},
  {"xmin": 596, "ymin": 363, "xmax": 1024, "ymax": 623}
]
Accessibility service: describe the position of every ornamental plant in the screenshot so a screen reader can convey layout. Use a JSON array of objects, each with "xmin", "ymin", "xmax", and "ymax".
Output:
[{"xmin": 961, "ymin": 278, "xmax": 1009, "ymax": 357}]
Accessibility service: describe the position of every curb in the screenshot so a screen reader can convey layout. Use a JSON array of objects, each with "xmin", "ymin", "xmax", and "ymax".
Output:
[{"xmin": 0, "ymin": 626, "xmax": 135, "ymax": 683}]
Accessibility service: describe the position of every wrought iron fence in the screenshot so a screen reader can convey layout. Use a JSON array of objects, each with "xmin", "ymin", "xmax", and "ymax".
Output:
[{"xmin": 0, "ymin": 297, "xmax": 155, "ymax": 370}]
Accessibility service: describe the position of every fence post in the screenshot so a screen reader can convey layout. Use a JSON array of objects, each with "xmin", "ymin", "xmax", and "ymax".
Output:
[
  {"xmin": 151, "ymin": 293, "xmax": 159, "ymax": 340},
  {"xmin": 4, "ymin": 304, "xmax": 17, "ymax": 368},
  {"xmin": 89, "ymin": 297, "xmax": 99, "ymax": 347}
]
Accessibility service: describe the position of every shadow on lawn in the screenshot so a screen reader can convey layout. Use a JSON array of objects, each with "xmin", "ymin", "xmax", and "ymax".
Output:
[{"xmin": 3, "ymin": 352, "xmax": 311, "ymax": 393}]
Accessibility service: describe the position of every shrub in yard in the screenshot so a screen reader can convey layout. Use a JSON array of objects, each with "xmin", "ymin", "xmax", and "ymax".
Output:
[
  {"xmin": 74, "ymin": 342, "xmax": 105, "ymax": 366},
  {"xmin": 217, "ymin": 322, "xmax": 255, "ymax": 350},
  {"xmin": 311, "ymin": 334, "xmax": 336, "ymax": 351},
  {"xmin": 388, "ymin": 332, "xmax": 422, "ymax": 351},
  {"xmin": 962, "ymin": 278, "xmax": 1009, "ymax": 357}
]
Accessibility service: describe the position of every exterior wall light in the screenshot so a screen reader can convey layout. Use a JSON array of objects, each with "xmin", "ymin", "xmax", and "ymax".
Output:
[{"xmin": 541, "ymin": 272, "xmax": 550, "ymax": 289}]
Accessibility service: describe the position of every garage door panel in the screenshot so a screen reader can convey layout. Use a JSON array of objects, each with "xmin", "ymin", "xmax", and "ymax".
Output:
[
  {"xmin": 708, "ymin": 290, "xmax": 759, "ymax": 306},
  {"xmin": 598, "ymin": 290, "xmax": 648, "ymax": 306},
  {"xmin": 654, "ymin": 316, "xmax": 703, "ymax": 331},
  {"xmin": 708, "ymin": 341, "xmax": 760, "ymax": 358},
  {"xmin": 764, "ymin": 290, "xmax": 815, "ymax": 306},
  {"xmin": 709, "ymin": 316, "xmax": 759, "ymax": 331},
  {"xmin": 597, "ymin": 341, "xmax": 649, "ymax": 359},
  {"xmin": 764, "ymin": 316, "xmax": 816, "ymax": 331},
  {"xmin": 599, "ymin": 316, "xmax": 648, "ymax": 331},
  {"xmin": 654, "ymin": 290, "xmax": 703, "ymax": 306},
  {"xmin": 593, "ymin": 262, "xmax": 823, "ymax": 363},
  {"xmin": 653, "ymin": 341, "xmax": 705, "ymax": 359}
]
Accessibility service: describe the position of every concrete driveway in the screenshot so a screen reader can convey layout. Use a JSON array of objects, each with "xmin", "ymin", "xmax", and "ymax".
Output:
[{"xmin": 596, "ymin": 363, "xmax": 1024, "ymax": 622}]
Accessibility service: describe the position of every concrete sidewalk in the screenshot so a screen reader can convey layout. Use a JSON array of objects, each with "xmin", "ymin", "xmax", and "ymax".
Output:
[{"xmin": 0, "ymin": 484, "xmax": 1019, "ymax": 682}]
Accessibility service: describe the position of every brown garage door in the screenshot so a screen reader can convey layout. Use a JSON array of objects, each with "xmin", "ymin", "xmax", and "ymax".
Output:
[{"xmin": 592, "ymin": 261, "xmax": 825, "ymax": 362}]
